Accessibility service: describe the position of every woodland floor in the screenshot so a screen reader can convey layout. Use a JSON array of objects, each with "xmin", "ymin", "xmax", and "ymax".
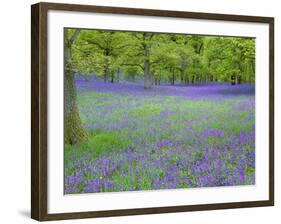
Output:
[{"xmin": 65, "ymin": 81, "xmax": 255, "ymax": 194}]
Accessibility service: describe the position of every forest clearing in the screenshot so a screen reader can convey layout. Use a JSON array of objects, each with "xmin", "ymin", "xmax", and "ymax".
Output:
[
  {"xmin": 65, "ymin": 80, "xmax": 255, "ymax": 193},
  {"xmin": 64, "ymin": 29, "xmax": 255, "ymax": 194}
]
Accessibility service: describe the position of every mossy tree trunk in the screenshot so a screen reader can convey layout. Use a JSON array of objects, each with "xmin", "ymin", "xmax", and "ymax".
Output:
[{"xmin": 64, "ymin": 29, "xmax": 88, "ymax": 145}]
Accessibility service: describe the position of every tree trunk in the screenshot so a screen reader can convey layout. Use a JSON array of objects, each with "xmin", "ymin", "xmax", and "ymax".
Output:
[
  {"xmin": 196, "ymin": 75, "xmax": 200, "ymax": 83},
  {"xmin": 237, "ymin": 63, "xmax": 243, "ymax": 84},
  {"xmin": 237, "ymin": 75, "xmax": 242, "ymax": 84},
  {"xmin": 143, "ymin": 47, "xmax": 152, "ymax": 89},
  {"xmin": 143, "ymin": 34, "xmax": 152, "ymax": 89},
  {"xmin": 104, "ymin": 66, "xmax": 108, "ymax": 83},
  {"xmin": 251, "ymin": 60, "xmax": 255, "ymax": 74},
  {"xmin": 111, "ymin": 72, "xmax": 114, "ymax": 83},
  {"xmin": 184, "ymin": 77, "xmax": 189, "ymax": 85},
  {"xmin": 231, "ymin": 75, "xmax": 236, "ymax": 85},
  {"xmin": 64, "ymin": 70, "xmax": 88, "ymax": 144},
  {"xmin": 180, "ymin": 70, "xmax": 185, "ymax": 85},
  {"xmin": 116, "ymin": 68, "xmax": 121, "ymax": 83},
  {"xmin": 172, "ymin": 69, "xmax": 175, "ymax": 85},
  {"xmin": 64, "ymin": 30, "xmax": 88, "ymax": 145},
  {"xmin": 144, "ymin": 58, "xmax": 152, "ymax": 89},
  {"xmin": 191, "ymin": 75, "xmax": 195, "ymax": 84}
]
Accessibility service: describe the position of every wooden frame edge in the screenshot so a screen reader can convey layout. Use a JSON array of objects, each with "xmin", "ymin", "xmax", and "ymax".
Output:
[
  {"xmin": 36, "ymin": 2, "xmax": 274, "ymax": 23},
  {"xmin": 31, "ymin": 2, "xmax": 274, "ymax": 221},
  {"xmin": 40, "ymin": 200, "xmax": 273, "ymax": 221},
  {"xmin": 31, "ymin": 3, "xmax": 40, "ymax": 220},
  {"xmin": 268, "ymin": 18, "xmax": 274, "ymax": 204},
  {"xmin": 31, "ymin": 3, "xmax": 48, "ymax": 221}
]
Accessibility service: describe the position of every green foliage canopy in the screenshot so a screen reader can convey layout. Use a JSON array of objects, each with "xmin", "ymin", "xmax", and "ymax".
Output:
[{"xmin": 68, "ymin": 28, "xmax": 255, "ymax": 85}]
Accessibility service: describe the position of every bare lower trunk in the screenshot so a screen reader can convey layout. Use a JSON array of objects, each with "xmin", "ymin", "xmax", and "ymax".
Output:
[
  {"xmin": 111, "ymin": 72, "xmax": 114, "ymax": 83},
  {"xmin": 231, "ymin": 75, "xmax": 236, "ymax": 85},
  {"xmin": 171, "ymin": 70, "xmax": 175, "ymax": 85},
  {"xmin": 116, "ymin": 68, "xmax": 121, "ymax": 83},
  {"xmin": 191, "ymin": 75, "xmax": 195, "ymax": 84},
  {"xmin": 144, "ymin": 58, "xmax": 152, "ymax": 89},
  {"xmin": 64, "ymin": 69, "xmax": 88, "ymax": 145},
  {"xmin": 184, "ymin": 77, "xmax": 189, "ymax": 85},
  {"xmin": 143, "ymin": 34, "xmax": 152, "ymax": 89},
  {"xmin": 180, "ymin": 70, "xmax": 184, "ymax": 85},
  {"xmin": 104, "ymin": 68, "xmax": 108, "ymax": 83},
  {"xmin": 237, "ymin": 75, "xmax": 242, "ymax": 84}
]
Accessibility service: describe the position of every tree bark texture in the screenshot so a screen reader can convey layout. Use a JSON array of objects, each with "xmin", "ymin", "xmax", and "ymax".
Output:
[{"xmin": 64, "ymin": 29, "xmax": 88, "ymax": 145}]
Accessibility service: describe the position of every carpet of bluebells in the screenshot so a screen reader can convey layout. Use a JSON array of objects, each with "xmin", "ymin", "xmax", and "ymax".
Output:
[{"xmin": 65, "ymin": 80, "xmax": 255, "ymax": 194}]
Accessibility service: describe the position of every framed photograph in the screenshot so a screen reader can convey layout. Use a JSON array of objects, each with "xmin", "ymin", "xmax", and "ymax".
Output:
[{"xmin": 31, "ymin": 2, "xmax": 274, "ymax": 221}]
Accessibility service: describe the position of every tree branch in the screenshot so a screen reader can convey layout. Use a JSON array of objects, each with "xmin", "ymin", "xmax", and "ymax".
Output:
[
  {"xmin": 121, "ymin": 63, "xmax": 144, "ymax": 71},
  {"xmin": 150, "ymin": 58, "xmax": 166, "ymax": 65},
  {"xmin": 148, "ymin": 33, "xmax": 154, "ymax": 40},
  {"xmin": 69, "ymin": 29, "xmax": 80, "ymax": 45},
  {"xmin": 131, "ymin": 33, "xmax": 143, "ymax": 41},
  {"xmin": 87, "ymin": 39, "xmax": 105, "ymax": 50}
]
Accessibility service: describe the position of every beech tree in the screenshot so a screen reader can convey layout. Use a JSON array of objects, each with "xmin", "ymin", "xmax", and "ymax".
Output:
[
  {"xmin": 121, "ymin": 32, "xmax": 155, "ymax": 89},
  {"xmin": 69, "ymin": 29, "xmax": 255, "ymax": 88},
  {"xmin": 64, "ymin": 29, "xmax": 88, "ymax": 144},
  {"xmin": 75, "ymin": 30, "xmax": 128, "ymax": 83}
]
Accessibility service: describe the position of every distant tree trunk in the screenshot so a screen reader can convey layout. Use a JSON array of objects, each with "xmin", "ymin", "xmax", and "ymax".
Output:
[
  {"xmin": 231, "ymin": 75, "xmax": 236, "ymax": 85},
  {"xmin": 171, "ymin": 69, "xmax": 175, "ymax": 85},
  {"xmin": 111, "ymin": 71, "xmax": 114, "ymax": 83},
  {"xmin": 103, "ymin": 71, "xmax": 107, "ymax": 83},
  {"xmin": 104, "ymin": 62, "xmax": 109, "ymax": 83},
  {"xmin": 64, "ymin": 29, "xmax": 88, "ymax": 145},
  {"xmin": 180, "ymin": 70, "xmax": 185, "ymax": 85},
  {"xmin": 144, "ymin": 58, "xmax": 152, "ymax": 89},
  {"xmin": 191, "ymin": 75, "xmax": 195, "ymax": 84},
  {"xmin": 250, "ymin": 60, "xmax": 255, "ymax": 83},
  {"xmin": 184, "ymin": 77, "xmax": 189, "ymax": 85},
  {"xmin": 116, "ymin": 68, "xmax": 121, "ymax": 83},
  {"xmin": 154, "ymin": 77, "xmax": 158, "ymax": 85},
  {"xmin": 237, "ymin": 75, "xmax": 242, "ymax": 84},
  {"xmin": 143, "ymin": 43, "xmax": 152, "ymax": 89},
  {"xmin": 237, "ymin": 63, "xmax": 243, "ymax": 84},
  {"xmin": 143, "ymin": 33, "xmax": 154, "ymax": 89},
  {"xmin": 196, "ymin": 75, "xmax": 201, "ymax": 83},
  {"xmin": 158, "ymin": 70, "xmax": 161, "ymax": 85}
]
